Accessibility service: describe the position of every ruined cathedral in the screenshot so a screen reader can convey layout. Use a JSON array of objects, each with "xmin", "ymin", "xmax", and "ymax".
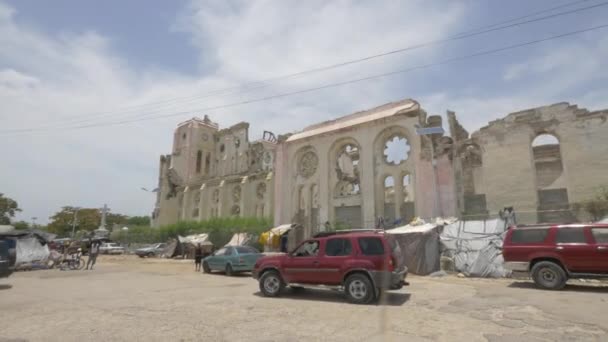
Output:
[{"xmin": 152, "ymin": 99, "xmax": 608, "ymax": 238}]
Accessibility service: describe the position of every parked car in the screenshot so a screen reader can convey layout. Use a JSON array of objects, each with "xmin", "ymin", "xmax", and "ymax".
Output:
[
  {"xmin": 99, "ymin": 242, "xmax": 125, "ymax": 255},
  {"xmin": 135, "ymin": 243, "xmax": 167, "ymax": 258},
  {"xmin": 503, "ymin": 223, "xmax": 608, "ymax": 290},
  {"xmin": 0, "ymin": 239, "xmax": 15, "ymax": 278},
  {"xmin": 203, "ymin": 246, "xmax": 262, "ymax": 276},
  {"xmin": 253, "ymin": 230, "xmax": 408, "ymax": 304}
]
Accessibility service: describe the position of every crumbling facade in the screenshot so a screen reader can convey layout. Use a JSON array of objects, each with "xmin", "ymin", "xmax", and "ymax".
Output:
[
  {"xmin": 152, "ymin": 100, "xmax": 608, "ymax": 230},
  {"xmin": 448, "ymin": 102, "xmax": 608, "ymax": 224},
  {"xmin": 152, "ymin": 116, "xmax": 276, "ymax": 227}
]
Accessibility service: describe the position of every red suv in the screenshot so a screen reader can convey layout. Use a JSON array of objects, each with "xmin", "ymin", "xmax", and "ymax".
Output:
[
  {"xmin": 252, "ymin": 230, "xmax": 408, "ymax": 304},
  {"xmin": 503, "ymin": 223, "xmax": 608, "ymax": 289}
]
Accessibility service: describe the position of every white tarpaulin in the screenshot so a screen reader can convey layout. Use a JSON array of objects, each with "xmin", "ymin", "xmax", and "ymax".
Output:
[
  {"xmin": 178, "ymin": 234, "xmax": 210, "ymax": 245},
  {"xmin": 15, "ymin": 237, "xmax": 50, "ymax": 266},
  {"xmin": 598, "ymin": 217, "xmax": 608, "ymax": 224},
  {"xmin": 225, "ymin": 233, "xmax": 252, "ymax": 247},
  {"xmin": 440, "ymin": 219, "xmax": 510, "ymax": 278}
]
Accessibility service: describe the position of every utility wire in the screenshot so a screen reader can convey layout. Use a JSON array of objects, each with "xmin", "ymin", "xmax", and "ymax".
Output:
[
  {"xmin": 5, "ymin": 0, "xmax": 605, "ymax": 131},
  {"xmin": 3, "ymin": 23, "xmax": 607, "ymax": 136}
]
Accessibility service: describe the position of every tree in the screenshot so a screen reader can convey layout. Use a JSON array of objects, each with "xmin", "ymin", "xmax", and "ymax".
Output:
[
  {"xmin": 126, "ymin": 216, "xmax": 151, "ymax": 226},
  {"xmin": 13, "ymin": 221, "xmax": 30, "ymax": 230},
  {"xmin": 47, "ymin": 207, "xmax": 101, "ymax": 236},
  {"xmin": 46, "ymin": 206, "xmax": 131, "ymax": 236},
  {"xmin": 0, "ymin": 193, "xmax": 21, "ymax": 225},
  {"xmin": 578, "ymin": 186, "xmax": 608, "ymax": 221}
]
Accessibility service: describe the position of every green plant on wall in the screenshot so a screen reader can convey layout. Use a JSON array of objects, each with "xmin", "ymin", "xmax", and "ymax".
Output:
[{"xmin": 575, "ymin": 186, "xmax": 608, "ymax": 221}]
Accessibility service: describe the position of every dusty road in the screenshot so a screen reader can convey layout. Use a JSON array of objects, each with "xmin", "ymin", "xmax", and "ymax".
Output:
[{"xmin": 1, "ymin": 256, "xmax": 607, "ymax": 342}]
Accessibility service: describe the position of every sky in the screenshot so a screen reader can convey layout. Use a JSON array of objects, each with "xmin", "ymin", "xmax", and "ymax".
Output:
[{"xmin": 1, "ymin": 0, "xmax": 607, "ymax": 224}]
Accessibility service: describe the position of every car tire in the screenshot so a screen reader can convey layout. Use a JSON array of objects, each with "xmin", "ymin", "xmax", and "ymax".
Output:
[
  {"xmin": 225, "ymin": 264, "xmax": 233, "ymax": 276},
  {"xmin": 137, "ymin": 254, "xmax": 145, "ymax": 258},
  {"xmin": 531, "ymin": 261, "xmax": 567, "ymax": 290},
  {"xmin": 345, "ymin": 273, "xmax": 374, "ymax": 304},
  {"xmin": 202, "ymin": 261, "xmax": 210, "ymax": 274},
  {"xmin": 259, "ymin": 270, "xmax": 284, "ymax": 297},
  {"xmin": 147, "ymin": 252, "xmax": 154, "ymax": 258}
]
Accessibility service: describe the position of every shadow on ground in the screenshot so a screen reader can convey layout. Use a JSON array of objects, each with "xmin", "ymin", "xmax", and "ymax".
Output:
[
  {"xmin": 255, "ymin": 288, "xmax": 411, "ymax": 306},
  {"xmin": 0, "ymin": 284, "xmax": 13, "ymax": 290},
  {"xmin": 508, "ymin": 281, "xmax": 608, "ymax": 293},
  {"xmin": 203, "ymin": 271, "xmax": 252, "ymax": 278}
]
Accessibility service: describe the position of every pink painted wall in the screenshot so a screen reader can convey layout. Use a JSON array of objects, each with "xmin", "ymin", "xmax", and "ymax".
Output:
[{"xmin": 415, "ymin": 155, "xmax": 456, "ymax": 220}]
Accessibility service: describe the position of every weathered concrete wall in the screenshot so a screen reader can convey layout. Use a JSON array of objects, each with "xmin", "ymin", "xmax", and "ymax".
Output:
[{"xmin": 468, "ymin": 103, "xmax": 608, "ymax": 223}]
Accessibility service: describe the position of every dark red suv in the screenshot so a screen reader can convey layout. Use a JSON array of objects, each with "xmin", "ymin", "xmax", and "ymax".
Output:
[
  {"xmin": 252, "ymin": 230, "xmax": 408, "ymax": 304},
  {"xmin": 503, "ymin": 223, "xmax": 608, "ymax": 289}
]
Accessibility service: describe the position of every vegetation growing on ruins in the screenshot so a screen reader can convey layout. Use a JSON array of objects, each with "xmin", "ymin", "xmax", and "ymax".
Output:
[
  {"xmin": 576, "ymin": 186, "xmax": 608, "ymax": 221},
  {"xmin": 110, "ymin": 217, "xmax": 273, "ymax": 248}
]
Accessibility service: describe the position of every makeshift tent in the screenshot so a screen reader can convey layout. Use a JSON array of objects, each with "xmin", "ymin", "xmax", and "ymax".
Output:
[
  {"xmin": 598, "ymin": 217, "xmax": 608, "ymax": 224},
  {"xmin": 16, "ymin": 236, "xmax": 50, "ymax": 267},
  {"xmin": 259, "ymin": 224, "xmax": 301, "ymax": 252},
  {"xmin": 179, "ymin": 233, "xmax": 209, "ymax": 245},
  {"xmin": 440, "ymin": 219, "xmax": 510, "ymax": 278},
  {"xmin": 225, "ymin": 233, "xmax": 252, "ymax": 247},
  {"xmin": 162, "ymin": 233, "xmax": 215, "ymax": 259},
  {"xmin": 161, "ymin": 239, "xmax": 180, "ymax": 258},
  {"xmin": 386, "ymin": 223, "xmax": 443, "ymax": 275},
  {"xmin": 0, "ymin": 228, "xmax": 57, "ymax": 269}
]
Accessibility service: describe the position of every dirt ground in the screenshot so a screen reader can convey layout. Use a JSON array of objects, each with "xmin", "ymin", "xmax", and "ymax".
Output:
[{"xmin": 1, "ymin": 255, "xmax": 607, "ymax": 342}]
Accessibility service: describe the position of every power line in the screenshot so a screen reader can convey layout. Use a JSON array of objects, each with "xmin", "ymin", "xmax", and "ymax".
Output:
[
  {"xmin": 4, "ymin": 23, "xmax": 607, "ymax": 136},
  {"xmin": 4, "ymin": 0, "xmax": 605, "ymax": 132}
]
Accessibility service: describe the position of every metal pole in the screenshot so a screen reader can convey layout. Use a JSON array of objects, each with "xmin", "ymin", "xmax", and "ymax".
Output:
[
  {"xmin": 428, "ymin": 135, "xmax": 439, "ymax": 220},
  {"xmin": 71, "ymin": 208, "xmax": 79, "ymax": 238}
]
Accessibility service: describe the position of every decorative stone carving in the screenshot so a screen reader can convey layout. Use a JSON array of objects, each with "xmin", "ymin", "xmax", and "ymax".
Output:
[
  {"xmin": 298, "ymin": 151, "xmax": 318, "ymax": 178},
  {"xmin": 232, "ymin": 185, "xmax": 242, "ymax": 203},
  {"xmin": 460, "ymin": 143, "xmax": 482, "ymax": 167},
  {"xmin": 256, "ymin": 182, "xmax": 267, "ymax": 200},
  {"xmin": 231, "ymin": 205, "xmax": 241, "ymax": 216},
  {"xmin": 335, "ymin": 180, "xmax": 360, "ymax": 197},
  {"xmin": 336, "ymin": 144, "xmax": 359, "ymax": 183}
]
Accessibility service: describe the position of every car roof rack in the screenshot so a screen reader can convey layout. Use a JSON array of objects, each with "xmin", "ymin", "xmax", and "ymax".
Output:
[{"xmin": 313, "ymin": 229, "xmax": 383, "ymax": 238}]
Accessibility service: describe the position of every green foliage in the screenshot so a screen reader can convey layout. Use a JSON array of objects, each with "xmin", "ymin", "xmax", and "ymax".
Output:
[
  {"xmin": 47, "ymin": 206, "xmax": 130, "ymax": 236},
  {"xmin": 126, "ymin": 216, "xmax": 150, "ymax": 226},
  {"xmin": 578, "ymin": 186, "xmax": 608, "ymax": 221},
  {"xmin": 110, "ymin": 217, "xmax": 273, "ymax": 248},
  {"xmin": 12, "ymin": 221, "xmax": 29, "ymax": 230},
  {"xmin": 0, "ymin": 193, "xmax": 21, "ymax": 225}
]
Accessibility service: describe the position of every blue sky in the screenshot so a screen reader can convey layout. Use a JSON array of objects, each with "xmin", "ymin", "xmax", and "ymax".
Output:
[{"xmin": 1, "ymin": 0, "xmax": 607, "ymax": 224}]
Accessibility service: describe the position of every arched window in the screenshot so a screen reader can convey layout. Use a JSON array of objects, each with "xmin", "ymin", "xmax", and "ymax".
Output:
[
  {"xmin": 531, "ymin": 133, "xmax": 562, "ymax": 188},
  {"xmin": 195, "ymin": 150, "xmax": 202, "ymax": 174},
  {"xmin": 384, "ymin": 176, "xmax": 395, "ymax": 203}
]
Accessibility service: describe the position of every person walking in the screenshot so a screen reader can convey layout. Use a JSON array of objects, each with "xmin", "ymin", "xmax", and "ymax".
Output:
[
  {"xmin": 86, "ymin": 240, "xmax": 100, "ymax": 270},
  {"xmin": 194, "ymin": 243, "xmax": 203, "ymax": 272}
]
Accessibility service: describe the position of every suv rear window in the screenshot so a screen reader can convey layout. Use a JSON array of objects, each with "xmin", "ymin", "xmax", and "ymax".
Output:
[
  {"xmin": 591, "ymin": 228, "xmax": 608, "ymax": 243},
  {"xmin": 358, "ymin": 237, "xmax": 385, "ymax": 255},
  {"xmin": 555, "ymin": 228, "xmax": 587, "ymax": 244},
  {"xmin": 510, "ymin": 229, "xmax": 549, "ymax": 244},
  {"xmin": 325, "ymin": 238, "xmax": 352, "ymax": 256}
]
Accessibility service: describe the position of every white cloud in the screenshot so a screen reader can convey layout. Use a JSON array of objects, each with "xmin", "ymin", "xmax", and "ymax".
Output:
[
  {"xmin": 0, "ymin": 0, "xmax": 465, "ymax": 224},
  {"xmin": 2, "ymin": 0, "xmax": 607, "ymax": 225}
]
